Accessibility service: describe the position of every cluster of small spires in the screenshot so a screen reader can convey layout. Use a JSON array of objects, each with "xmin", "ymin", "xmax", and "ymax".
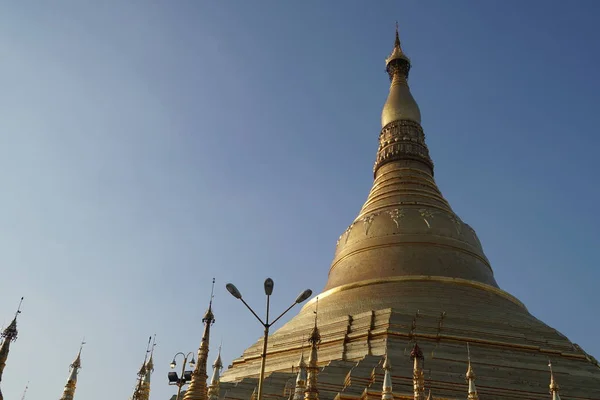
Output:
[{"xmin": 0, "ymin": 291, "xmax": 567, "ymax": 400}]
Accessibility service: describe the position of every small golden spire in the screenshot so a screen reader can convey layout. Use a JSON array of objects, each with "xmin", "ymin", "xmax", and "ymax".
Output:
[
  {"xmin": 410, "ymin": 343, "xmax": 425, "ymax": 400},
  {"xmin": 0, "ymin": 297, "xmax": 24, "ymax": 400},
  {"xmin": 465, "ymin": 344, "xmax": 478, "ymax": 400},
  {"xmin": 131, "ymin": 336, "xmax": 154, "ymax": 400},
  {"xmin": 381, "ymin": 352, "xmax": 393, "ymax": 400},
  {"xmin": 548, "ymin": 360, "xmax": 561, "ymax": 400},
  {"xmin": 184, "ymin": 279, "xmax": 216, "ymax": 400},
  {"xmin": 386, "ymin": 22, "xmax": 410, "ymax": 66},
  {"xmin": 208, "ymin": 345, "xmax": 223, "ymax": 400},
  {"xmin": 381, "ymin": 23, "xmax": 421, "ymax": 128},
  {"xmin": 59, "ymin": 340, "xmax": 85, "ymax": 400},
  {"xmin": 426, "ymin": 389, "xmax": 432, "ymax": 400},
  {"xmin": 250, "ymin": 386, "xmax": 257, "ymax": 400},
  {"xmin": 304, "ymin": 299, "xmax": 321, "ymax": 400},
  {"xmin": 293, "ymin": 350, "xmax": 307, "ymax": 400}
]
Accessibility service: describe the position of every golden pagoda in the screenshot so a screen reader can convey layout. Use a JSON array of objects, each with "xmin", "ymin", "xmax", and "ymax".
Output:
[
  {"xmin": 218, "ymin": 26, "xmax": 600, "ymax": 399},
  {"xmin": 0, "ymin": 298, "xmax": 23, "ymax": 400},
  {"xmin": 59, "ymin": 342, "xmax": 84, "ymax": 400}
]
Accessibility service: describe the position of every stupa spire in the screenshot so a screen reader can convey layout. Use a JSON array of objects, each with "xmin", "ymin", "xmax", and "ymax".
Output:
[
  {"xmin": 381, "ymin": 352, "xmax": 393, "ymax": 400},
  {"xmin": 304, "ymin": 301, "xmax": 321, "ymax": 400},
  {"xmin": 131, "ymin": 336, "xmax": 154, "ymax": 400},
  {"xmin": 184, "ymin": 279, "xmax": 216, "ymax": 400},
  {"xmin": 548, "ymin": 361, "xmax": 561, "ymax": 400},
  {"xmin": 293, "ymin": 350, "xmax": 307, "ymax": 400},
  {"xmin": 465, "ymin": 344, "xmax": 478, "ymax": 400},
  {"xmin": 0, "ymin": 297, "xmax": 24, "ymax": 400},
  {"xmin": 410, "ymin": 343, "xmax": 425, "ymax": 400},
  {"xmin": 207, "ymin": 345, "xmax": 223, "ymax": 400},
  {"xmin": 325, "ymin": 24, "xmax": 499, "ymax": 294},
  {"xmin": 59, "ymin": 340, "xmax": 85, "ymax": 400},
  {"xmin": 381, "ymin": 23, "xmax": 421, "ymax": 128}
]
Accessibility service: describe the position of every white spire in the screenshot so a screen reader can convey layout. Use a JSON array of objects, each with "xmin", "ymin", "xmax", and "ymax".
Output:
[{"xmin": 293, "ymin": 352, "xmax": 307, "ymax": 400}]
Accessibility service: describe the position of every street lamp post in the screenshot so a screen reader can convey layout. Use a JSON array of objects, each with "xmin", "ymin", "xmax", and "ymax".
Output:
[
  {"xmin": 168, "ymin": 351, "xmax": 196, "ymax": 400},
  {"xmin": 226, "ymin": 278, "xmax": 312, "ymax": 400}
]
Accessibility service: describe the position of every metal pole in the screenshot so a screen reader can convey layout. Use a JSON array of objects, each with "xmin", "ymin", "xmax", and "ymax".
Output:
[
  {"xmin": 257, "ymin": 325, "xmax": 269, "ymax": 400},
  {"xmin": 257, "ymin": 295, "xmax": 271, "ymax": 400},
  {"xmin": 175, "ymin": 354, "xmax": 188, "ymax": 400}
]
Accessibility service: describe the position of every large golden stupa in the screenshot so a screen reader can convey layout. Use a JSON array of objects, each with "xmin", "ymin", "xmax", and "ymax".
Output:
[{"xmin": 219, "ymin": 28, "xmax": 600, "ymax": 399}]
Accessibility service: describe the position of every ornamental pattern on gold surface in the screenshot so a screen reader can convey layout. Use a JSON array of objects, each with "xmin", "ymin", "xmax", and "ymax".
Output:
[
  {"xmin": 388, "ymin": 208, "xmax": 406, "ymax": 228},
  {"xmin": 418, "ymin": 209, "xmax": 435, "ymax": 228},
  {"xmin": 448, "ymin": 213, "xmax": 463, "ymax": 234},
  {"xmin": 361, "ymin": 213, "xmax": 380, "ymax": 235}
]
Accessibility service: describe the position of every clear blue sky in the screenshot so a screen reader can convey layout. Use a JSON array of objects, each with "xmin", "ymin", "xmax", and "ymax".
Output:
[{"xmin": 1, "ymin": 1, "xmax": 598, "ymax": 399}]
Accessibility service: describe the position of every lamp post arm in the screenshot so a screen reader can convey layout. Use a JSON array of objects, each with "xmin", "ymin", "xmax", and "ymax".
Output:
[
  {"xmin": 240, "ymin": 297, "xmax": 266, "ymax": 326},
  {"xmin": 269, "ymin": 302, "xmax": 298, "ymax": 327}
]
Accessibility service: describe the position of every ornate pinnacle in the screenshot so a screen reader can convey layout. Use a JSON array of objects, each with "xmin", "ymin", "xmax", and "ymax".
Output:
[
  {"xmin": 0, "ymin": 297, "xmax": 24, "ymax": 400},
  {"xmin": 410, "ymin": 343, "xmax": 425, "ymax": 400},
  {"xmin": 548, "ymin": 361, "xmax": 561, "ymax": 400},
  {"xmin": 208, "ymin": 346, "xmax": 223, "ymax": 400},
  {"xmin": 131, "ymin": 336, "xmax": 154, "ymax": 400},
  {"xmin": 184, "ymin": 279, "xmax": 216, "ymax": 400},
  {"xmin": 293, "ymin": 351, "xmax": 307, "ymax": 400},
  {"xmin": 381, "ymin": 352, "xmax": 394, "ymax": 400},
  {"xmin": 385, "ymin": 23, "xmax": 411, "ymax": 79},
  {"xmin": 304, "ymin": 300, "xmax": 320, "ymax": 400},
  {"xmin": 466, "ymin": 344, "xmax": 478, "ymax": 400},
  {"xmin": 59, "ymin": 341, "xmax": 85, "ymax": 400}
]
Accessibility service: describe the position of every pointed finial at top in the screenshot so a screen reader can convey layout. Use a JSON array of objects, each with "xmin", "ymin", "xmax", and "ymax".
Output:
[
  {"xmin": 309, "ymin": 298, "xmax": 321, "ymax": 345},
  {"xmin": 386, "ymin": 22, "xmax": 410, "ymax": 67},
  {"xmin": 1, "ymin": 297, "xmax": 24, "ymax": 341},
  {"xmin": 465, "ymin": 343, "xmax": 478, "ymax": 399},
  {"xmin": 203, "ymin": 278, "xmax": 216, "ymax": 323},
  {"xmin": 313, "ymin": 297, "xmax": 319, "ymax": 328},
  {"xmin": 72, "ymin": 339, "xmax": 86, "ymax": 369},
  {"xmin": 15, "ymin": 297, "xmax": 24, "ymax": 319},
  {"xmin": 209, "ymin": 278, "xmax": 216, "ymax": 307},
  {"xmin": 548, "ymin": 360, "xmax": 561, "ymax": 399}
]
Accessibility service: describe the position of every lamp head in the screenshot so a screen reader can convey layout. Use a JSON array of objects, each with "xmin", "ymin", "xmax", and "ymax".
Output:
[
  {"xmin": 226, "ymin": 283, "xmax": 242, "ymax": 299},
  {"xmin": 295, "ymin": 289, "xmax": 313, "ymax": 304},
  {"xmin": 190, "ymin": 357, "xmax": 196, "ymax": 367},
  {"xmin": 170, "ymin": 360, "xmax": 176, "ymax": 369},
  {"xmin": 264, "ymin": 278, "xmax": 274, "ymax": 296}
]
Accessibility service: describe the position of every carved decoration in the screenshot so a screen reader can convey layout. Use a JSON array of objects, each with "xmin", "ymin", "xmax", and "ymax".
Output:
[
  {"xmin": 419, "ymin": 209, "xmax": 435, "ymax": 228},
  {"xmin": 374, "ymin": 120, "xmax": 434, "ymax": 175},
  {"xmin": 387, "ymin": 208, "xmax": 405, "ymax": 228},
  {"xmin": 344, "ymin": 224, "xmax": 355, "ymax": 244},
  {"xmin": 361, "ymin": 213, "xmax": 379, "ymax": 235}
]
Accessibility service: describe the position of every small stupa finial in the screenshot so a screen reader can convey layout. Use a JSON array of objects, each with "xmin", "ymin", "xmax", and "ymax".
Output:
[
  {"xmin": 183, "ymin": 279, "xmax": 217, "ymax": 400},
  {"xmin": 548, "ymin": 360, "xmax": 561, "ymax": 400},
  {"xmin": 59, "ymin": 341, "xmax": 85, "ymax": 400},
  {"xmin": 381, "ymin": 351, "xmax": 393, "ymax": 400},
  {"xmin": 465, "ymin": 343, "xmax": 478, "ymax": 399}
]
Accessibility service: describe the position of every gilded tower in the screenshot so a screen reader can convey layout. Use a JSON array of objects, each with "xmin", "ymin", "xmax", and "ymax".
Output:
[
  {"xmin": 219, "ymin": 26, "xmax": 600, "ymax": 399},
  {"xmin": 0, "ymin": 298, "xmax": 23, "ymax": 400},
  {"xmin": 184, "ymin": 280, "xmax": 216, "ymax": 400},
  {"xmin": 59, "ymin": 343, "xmax": 84, "ymax": 400}
]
